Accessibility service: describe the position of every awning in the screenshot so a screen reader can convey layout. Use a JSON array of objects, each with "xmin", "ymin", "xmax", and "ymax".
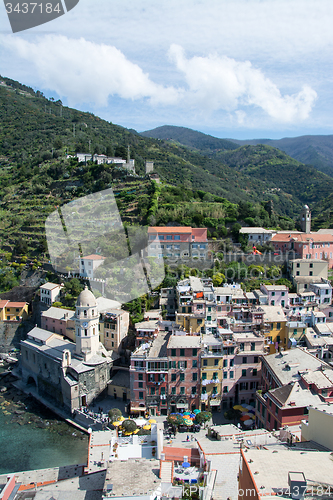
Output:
[
  {"xmin": 130, "ymin": 405, "xmax": 146, "ymax": 411},
  {"xmin": 176, "ymin": 403, "xmax": 189, "ymax": 409},
  {"xmin": 209, "ymin": 400, "xmax": 221, "ymax": 406}
]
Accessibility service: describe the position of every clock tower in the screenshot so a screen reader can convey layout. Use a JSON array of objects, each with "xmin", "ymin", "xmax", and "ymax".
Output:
[{"xmin": 75, "ymin": 286, "xmax": 99, "ymax": 360}]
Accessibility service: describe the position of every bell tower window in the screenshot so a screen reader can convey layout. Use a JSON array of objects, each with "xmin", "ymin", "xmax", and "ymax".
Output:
[{"xmin": 85, "ymin": 329, "xmax": 87, "ymax": 336}]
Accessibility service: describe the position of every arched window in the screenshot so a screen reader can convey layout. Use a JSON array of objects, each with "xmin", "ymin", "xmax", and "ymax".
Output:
[
  {"xmin": 85, "ymin": 329, "xmax": 87, "ymax": 336},
  {"xmin": 92, "ymin": 310, "xmax": 94, "ymax": 316},
  {"xmin": 93, "ymin": 328, "xmax": 95, "ymax": 335},
  {"xmin": 84, "ymin": 310, "xmax": 87, "ymax": 317}
]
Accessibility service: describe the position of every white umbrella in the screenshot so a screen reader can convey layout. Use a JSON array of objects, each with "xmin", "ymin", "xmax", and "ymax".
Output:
[{"xmin": 244, "ymin": 419, "xmax": 254, "ymax": 426}]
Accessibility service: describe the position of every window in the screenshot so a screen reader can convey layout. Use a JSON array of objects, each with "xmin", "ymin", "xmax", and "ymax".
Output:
[
  {"xmin": 240, "ymin": 343, "xmax": 244, "ymax": 351},
  {"xmin": 192, "ymin": 386, "xmax": 197, "ymax": 395},
  {"xmin": 138, "ymin": 373, "xmax": 143, "ymax": 380},
  {"xmin": 230, "ymin": 359, "xmax": 234, "ymax": 367},
  {"xmin": 202, "ymin": 387, "xmax": 207, "ymax": 394},
  {"xmin": 174, "ymin": 235, "xmax": 180, "ymax": 240},
  {"xmin": 214, "ymin": 358, "xmax": 219, "ymax": 366},
  {"xmin": 192, "ymin": 360, "xmax": 197, "ymax": 368},
  {"xmin": 223, "ymin": 359, "xmax": 227, "ymax": 368},
  {"xmin": 151, "ymin": 387, "xmax": 155, "ymax": 395},
  {"xmin": 277, "ymin": 322, "xmax": 281, "ymax": 329},
  {"xmin": 207, "ymin": 316, "xmax": 211, "ymax": 321},
  {"xmin": 242, "ymin": 369, "xmax": 246, "ymax": 377},
  {"xmin": 253, "ymin": 369, "xmax": 257, "ymax": 376},
  {"xmin": 192, "ymin": 348, "xmax": 197, "ymax": 356},
  {"xmin": 229, "ymin": 371, "xmax": 234, "ymax": 378},
  {"xmin": 310, "ymin": 263, "xmax": 313, "ymax": 268},
  {"xmin": 166, "ymin": 235, "xmax": 172, "ymax": 240},
  {"xmin": 254, "ymin": 356, "xmax": 258, "ymax": 363},
  {"xmin": 159, "ymin": 235, "xmax": 165, "ymax": 240},
  {"xmin": 223, "ymin": 372, "xmax": 227, "ymax": 379},
  {"xmin": 160, "ymin": 386, "xmax": 166, "ymax": 395},
  {"xmin": 171, "ymin": 387, "xmax": 176, "ymax": 395},
  {"xmin": 242, "ymin": 356, "xmax": 247, "ymax": 364},
  {"xmin": 138, "ymin": 382, "xmax": 143, "ymax": 388},
  {"xmin": 271, "ymin": 300, "xmax": 275, "ymax": 306},
  {"xmin": 203, "ymin": 359, "xmax": 207, "ymax": 366},
  {"xmin": 180, "ymin": 373, "xmax": 185, "ymax": 381},
  {"xmin": 192, "ymin": 373, "xmax": 198, "ymax": 381},
  {"xmin": 180, "ymin": 387, "xmax": 185, "ymax": 395},
  {"xmin": 180, "ymin": 348, "xmax": 185, "ymax": 357},
  {"xmin": 171, "ymin": 349, "xmax": 176, "ymax": 357},
  {"xmin": 213, "ymin": 372, "xmax": 218, "ymax": 380},
  {"xmin": 139, "ymin": 392, "xmax": 143, "ymax": 400},
  {"xmin": 281, "ymin": 292, "xmax": 285, "ymax": 297},
  {"xmin": 202, "ymin": 373, "xmax": 207, "ymax": 380},
  {"xmin": 171, "ymin": 373, "xmax": 176, "ymax": 382},
  {"xmin": 223, "ymin": 386, "xmax": 228, "ymax": 393}
]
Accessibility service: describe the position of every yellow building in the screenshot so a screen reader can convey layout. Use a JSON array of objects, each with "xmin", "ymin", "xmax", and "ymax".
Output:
[
  {"xmin": 260, "ymin": 305, "xmax": 288, "ymax": 354},
  {"xmin": 200, "ymin": 335, "xmax": 223, "ymax": 411},
  {"xmin": 175, "ymin": 309, "xmax": 204, "ymax": 334},
  {"xmin": 0, "ymin": 301, "xmax": 29, "ymax": 321}
]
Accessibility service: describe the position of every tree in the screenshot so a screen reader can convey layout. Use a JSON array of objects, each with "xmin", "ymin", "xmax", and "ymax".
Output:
[
  {"xmin": 108, "ymin": 408, "xmax": 122, "ymax": 423},
  {"xmin": 213, "ymin": 273, "xmax": 225, "ymax": 286},
  {"xmin": 121, "ymin": 419, "xmax": 137, "ymax": 434},
  {"xmin": 195, "ymin": 411, "xmax": 212, "ymax": 427},
  {"xmin": 167, "ymin": 414, "xmax": 184, "ymax": 427}
]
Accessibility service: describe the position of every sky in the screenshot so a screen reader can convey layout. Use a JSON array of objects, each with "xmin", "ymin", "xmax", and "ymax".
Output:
[{"xmin": 0, "ymin": 0, "xmax": 332, "ymax": 139}]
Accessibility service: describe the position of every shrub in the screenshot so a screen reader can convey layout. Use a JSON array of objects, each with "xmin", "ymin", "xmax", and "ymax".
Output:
[{"xmin": 108, "ymin": 408, "xmax": 122, "ymax": 423}]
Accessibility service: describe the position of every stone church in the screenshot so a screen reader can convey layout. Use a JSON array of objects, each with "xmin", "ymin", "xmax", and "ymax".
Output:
[{"xmin": 20, "ymin": 287, "xmax": 114, "ymax": 413}]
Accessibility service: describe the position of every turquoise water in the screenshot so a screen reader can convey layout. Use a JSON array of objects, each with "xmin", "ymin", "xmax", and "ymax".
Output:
[{"xmin": 0, "ymin": 385, "xmax": 88, "ymax": 474}]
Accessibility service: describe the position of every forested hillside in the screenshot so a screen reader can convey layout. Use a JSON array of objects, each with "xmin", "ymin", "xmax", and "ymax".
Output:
[{"xmin": 1, "ymin": 75, "xmax": 332, "ymax": 261}]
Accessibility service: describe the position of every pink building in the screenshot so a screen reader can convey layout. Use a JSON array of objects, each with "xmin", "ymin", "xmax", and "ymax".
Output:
[
  {"xmin": 41, "ymin": 307, "xmax": 75, "ymax": 339},
  {"xmin": 260, "ymin": 284, "xmax": 289, "ymax": 307},
  {"xmin": 147, "ymin": 226, "xmax": 209, "ymax": 260},
  {"xmin": 271, "ymin": 233, "xmax": 333, "ymax": 268}
]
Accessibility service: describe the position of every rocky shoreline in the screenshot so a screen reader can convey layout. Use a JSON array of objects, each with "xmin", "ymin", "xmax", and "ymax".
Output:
[{"xmin": 0, "ymin": 368, "xmax": 87, "ymax": 440}]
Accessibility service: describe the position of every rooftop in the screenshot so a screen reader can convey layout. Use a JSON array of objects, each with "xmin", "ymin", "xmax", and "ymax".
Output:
[
  {"xmin": 260, "ymin": 305, "xmax": 287, "ymax": 323},
  {"xmin": 148, "ymin": 331, "xmax": 171, "ymax": 358},
  {"xmin": 40, "ymin": 282, "xmax": 62, "ymax": 290},
  {"xmin": 41, "ymin": 307, "xmax": 75, "ymax": 321},
  {"xmin": 104, "ymin": 459, "xmax": 161, "ymax": 497},
  {"xmin": 244, "ymin": 448, "xmax": 333, "ymax": 491},
  {"xmin": 263, "ymin": 347, "xmax": 330, "ymax": 386},
  {"xmin": 82, "ymin": 254, "xmax": 105, "ymax": 260},
  {"xmin": 168, "ymin": 335, "xmax": 201, "ymax": 349},
  {"xmin": 148, "ymin": 226, "xmax": 192, "ymax": 233}
]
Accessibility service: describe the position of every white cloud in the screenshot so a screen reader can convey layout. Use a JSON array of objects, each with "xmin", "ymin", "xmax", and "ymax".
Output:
[
  {"xmin": 0, "ymin": 34, "xmax": 317, "ymax": 126},
  {"xmin": 168, "ymin": 45, "xmax": 317, "ymax": 123},
  {"xmin": 0, "ymin": 35, "xmax": 179, "ymax": 107}
]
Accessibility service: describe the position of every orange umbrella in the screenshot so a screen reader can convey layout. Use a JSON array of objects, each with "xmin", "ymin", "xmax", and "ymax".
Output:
[{"xmin": 240, "ymin": 415, "xmax": 251, "ymax": 421}]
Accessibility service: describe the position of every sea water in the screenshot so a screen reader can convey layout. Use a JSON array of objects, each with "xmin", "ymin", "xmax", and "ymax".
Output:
[{"xmin": 0, "ymin": 382, "xmax": 88, "ymax": 474}]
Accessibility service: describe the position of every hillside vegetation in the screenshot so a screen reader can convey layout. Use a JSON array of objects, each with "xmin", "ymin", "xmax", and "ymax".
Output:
[{"xmin": 1, "ymin": 76, "xmax": 333, "ymax": 261}]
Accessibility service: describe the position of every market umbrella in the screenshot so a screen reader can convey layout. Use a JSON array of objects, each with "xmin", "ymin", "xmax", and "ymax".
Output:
[
  {"xmin": 184, "ymin": 419, "xmax": 193, "ymax": 426},
  {"xmin": 189, "ymin": 413, "xmax": 196, "ymax": 419},
  {"xmin": 240, "ymin": 415, "xmax": 251, "ymax": 421},
  {"xmin": 182, "ymin": 462, "xmax": 191, "ymax": 468},
  {"xmin": 250, "ymin": 414, "xmax": 255, "ymax": 419},
  {"xmin": 143, "ymin": 424, "xmax": 151, "ymax": 430},
  {"xmin": 184, "ymin": 412, "xmax": 191, "ymax": 416},
  {"xmin": 244, "ymin": 419, "xmax": 254, "ymax": 426},
  {"xmin": 233, "ymin": 405, "xmax": 243, "ymax": 410},
  {"xmin": 112, "ymin": 421, "xmax": 121, "ymax": 427},
  {"xmin": 149, "ymin": 419, "xmax": 156, "ymax": 424},
  {"xmin": 118, "ymin": 416, "xmax": 125, "ymax": 422},
  {"xmin": 133, "ymin": 429, "xmax": 139, "ymax": 434},
  {"xmin": 243, "ymin": 413, "xmax": 253, "ymax": 418},
  {"xmin": 248, "ymin": 409, "xmax": 255, "ymax": 414},
  {"xmin": 243, "ymin": 404, "xmax": 253, "ymax": 410},
  {"xmin": 193, "ymin": 409, "xmax": 201, "ymax": 414}
]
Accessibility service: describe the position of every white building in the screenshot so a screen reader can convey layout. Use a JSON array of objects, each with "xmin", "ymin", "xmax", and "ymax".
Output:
[
  {"xmin": 40, "ymin": 282, "xmax": 62, "ymax": 305},
  {"xmin": 310, "ymin": 282, "xmax": 333, "ymax": 305},
  {"xmin": 79, "ymin": 254, "xmax": 105, "ymax": 279},
  {"xmin": 239, "ymin": 227, "xmax": 275, "ymax": 243}
]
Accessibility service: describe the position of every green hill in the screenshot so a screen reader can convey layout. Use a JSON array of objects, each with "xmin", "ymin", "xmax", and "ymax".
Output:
[{"xmin": 2, "ymin": 75, "xmax": 333, "ymax": 258}]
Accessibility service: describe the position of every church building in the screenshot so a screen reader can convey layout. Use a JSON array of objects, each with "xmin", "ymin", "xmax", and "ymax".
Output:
[{"xmin": 20, "ymin": 287, "xmax": 114, "ymax": 413}]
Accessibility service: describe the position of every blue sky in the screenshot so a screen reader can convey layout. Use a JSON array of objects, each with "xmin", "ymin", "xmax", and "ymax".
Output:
[{"xmin": 1, "ymin": 0, "xmax": 332, "ymax": 139}]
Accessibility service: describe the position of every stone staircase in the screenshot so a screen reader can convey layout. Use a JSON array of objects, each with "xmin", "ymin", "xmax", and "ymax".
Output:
[{"xmin": 160, "ymin": 461, "xmax": 173, "ymax": 483}]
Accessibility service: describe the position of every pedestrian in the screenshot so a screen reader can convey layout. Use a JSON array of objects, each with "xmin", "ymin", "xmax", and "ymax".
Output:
[
  {"xmin": 187, "ymin": 435, "xmax": 189, "ymax": 442},
  {"xmin": 191, "ymin": 434, "xmax": 194, "ymax": 441}
]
